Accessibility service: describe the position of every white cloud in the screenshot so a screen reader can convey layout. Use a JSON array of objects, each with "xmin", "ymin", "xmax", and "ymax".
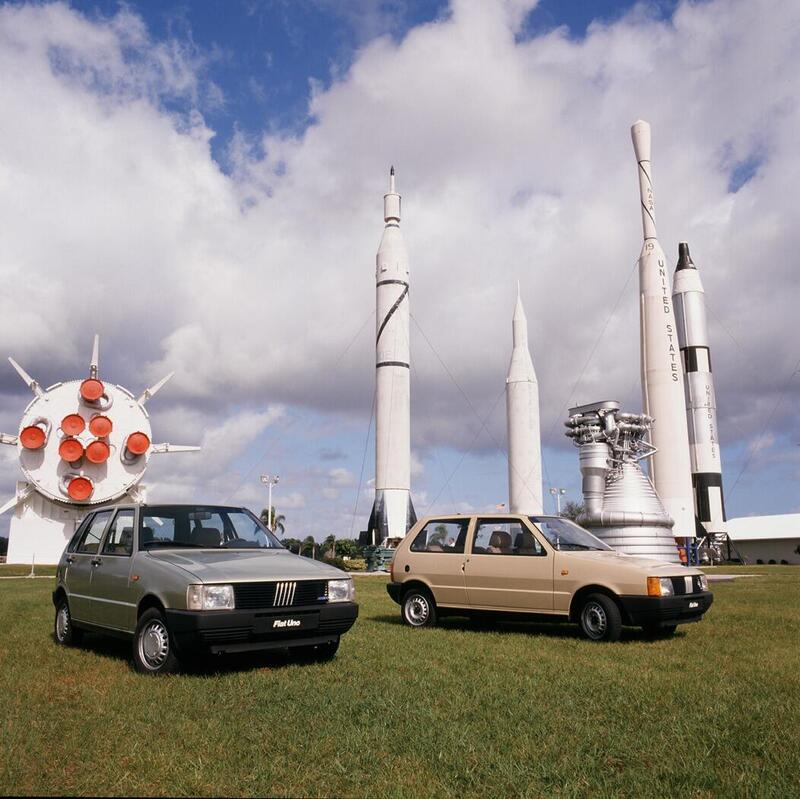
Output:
[{"xmin": 1, "ymin": 0, "xmax": 799, "ymax": 532}]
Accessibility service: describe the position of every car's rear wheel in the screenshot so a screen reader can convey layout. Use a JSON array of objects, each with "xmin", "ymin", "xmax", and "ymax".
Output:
[
  {"xmin": 54, "ymin": 598, "xmax": 83, "ymax": 646},
  {"xmin": 133, "ymin": 608, "xmax": 181, "ymax": 675},
  {"xmin": 578, "ymin": 593, "xmax": 622, "ymax": 642},
  {"xmin": 401, "ymin": 587, "xmax": 437, "ymax": 628}
]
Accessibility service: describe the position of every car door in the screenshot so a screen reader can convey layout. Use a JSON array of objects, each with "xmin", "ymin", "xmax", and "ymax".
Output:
[
  {"xmin": 90, "ymin": 508, "xmax": 138, "ymax": 632},
  {"xmin": 66, "ymin": 509, "xmax": 114, "ymax": 624},
  {"xmin": 406, "ymin": 518, "xmax": 470, "ymax": 606},
  {"xmin": 463, "ymin": 517, "xmax": 553, "ymax": 611}
]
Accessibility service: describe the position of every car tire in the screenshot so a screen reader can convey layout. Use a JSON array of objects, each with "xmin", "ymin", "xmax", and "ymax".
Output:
[
  {"xmin": 401, "ymin": 587, "xmax": 437, "ymax": 628},
  {"xmin": 643, "ymin": 623, "xmax": 677, "ymax": 638},
  {"xmin": 133, "ymin": 608, "xmax": 181, "ymax": 675},
  {"xmin": 578, "ymin": 593, "xmax": 622, "ymax": 642},
  {"xmin": 296, "ymin": 637, "xmax": 340, "ymax": 662},
  {"xmin": 54, "ymin": 598, "xmax": 83, "ymax": 646}
]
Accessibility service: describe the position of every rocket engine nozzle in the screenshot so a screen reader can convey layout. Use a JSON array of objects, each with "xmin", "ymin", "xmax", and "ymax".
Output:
[
  {"xmin": 65, "ymin": 475, "xmax": 93, "ymax": 501},
  {"xmin": 80, "ymin": 378, "xmax": 105, "ymax": 403},
  {"xmin": 61, "ymin": 414, "xmax": 86, "ymax": 436},
  {"xmin": 88, "ymin": 414, "xmax": 113, "ymax": 437},
  {"xmin": 125, "ymin": 432, "xmax": 150, "ymax": 457},
  {"xmin": 20, "ymin": 419, "xmax": 50, "ymax": 450},
  {"xmin": 58, "ymin": 437, "xmax": 84, "ymax": 463},
  {"xmin": 85, "ymin": 440, "xmax": 110, "ymax": 464}
]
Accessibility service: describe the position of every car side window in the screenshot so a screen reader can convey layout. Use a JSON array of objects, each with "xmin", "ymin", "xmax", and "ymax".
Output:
[
  {"xmin": 67, "ymin": 515, "xmax": 94, "ymax": 553},
  {"xmin": 102, "ymin": 510, "xmax": 135, "ymax": 556},
  {"xmin": 76, "ymin": 510, "xmax": 113, "ymax": 554},
  {"xmin": 410, "ymin": 520, "xmax": 468, "ymax": 553},
  {"xmin": 472, "ymin": 519, "xmax": 545, "ymax": 556}
]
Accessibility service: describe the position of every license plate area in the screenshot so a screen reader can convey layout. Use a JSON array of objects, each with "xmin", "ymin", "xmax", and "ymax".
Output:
[{"xmin": 255, "ymin": 612, "xmax": 319, "ymax": 634}]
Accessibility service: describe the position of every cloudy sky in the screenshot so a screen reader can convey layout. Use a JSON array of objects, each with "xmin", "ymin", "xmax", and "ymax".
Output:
[{"xmin": 0, "ymin": 0, "xmax": 798, "ymax": 540}]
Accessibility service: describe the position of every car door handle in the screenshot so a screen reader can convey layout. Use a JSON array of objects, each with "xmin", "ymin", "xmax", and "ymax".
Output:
[
  {"xmin": 90, "ymin": 557, "xmax": 102, "ymax": 566},
  {"xmin": 65, "ymin": 555, "xmax": 75, "ymax": 564}
]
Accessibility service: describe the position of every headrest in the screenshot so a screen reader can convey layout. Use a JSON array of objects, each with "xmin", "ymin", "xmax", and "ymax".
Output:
[
  {"xmin": 140, "ymin": 526, "xmax": 154, "ymax": 544},
  {"xmin": 194, "ymin": 526, "xmax": 221, "ymax": 547},
  {"xmin": 489, "ymin": 530, "xmax": 512, "ymax": 549},
  {"xmin": 515, "ymin": 530, "xmax": 538, "ymax": 550}
]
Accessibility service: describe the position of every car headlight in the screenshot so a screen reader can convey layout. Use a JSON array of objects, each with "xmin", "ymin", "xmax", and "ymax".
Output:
[
  {"xmin": 328, "ymin": 578, "xmax": 355, "ymax": 603},
  {"xmin": 187, "ymin": 584, "xmax": 235, "ymax": 611},
  {"xmin": 646, "ymin": 576, "xmax": 674, "ymax": 597},
  {"xmin": 698, "ymin": 574, "xmax": 709, "ymax": 592}
]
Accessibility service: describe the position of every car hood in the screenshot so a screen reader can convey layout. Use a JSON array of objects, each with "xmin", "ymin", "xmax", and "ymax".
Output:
[
  {"xmin": 561, "ymin": 549, "xmax": 702, "ymax": 575},
  {"xmin": 145, "ymin": 549, "xmax": 348, "ymax": 583}
]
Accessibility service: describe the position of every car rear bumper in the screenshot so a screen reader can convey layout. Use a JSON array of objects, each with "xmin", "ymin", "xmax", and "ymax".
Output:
[
  {"xmin": 619, "ymin": 591, "xmax": 713, "ymax": 627},
  {"xmin": 165, "ymin": 602, "xmax": 358, "ymax": 654},
  {"xmin": 386, "ymin": 582, "xmax": 403, "ymax": 604}
]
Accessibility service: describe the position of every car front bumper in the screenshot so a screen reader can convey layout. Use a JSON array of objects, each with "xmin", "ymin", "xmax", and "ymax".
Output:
[
  {"xmin": 165, "ymin": 601, "xmax": 359, "ymax": 654},
  {"xmin": 619, "ymin": 591, "xmax": 714, "ymax": 627}
]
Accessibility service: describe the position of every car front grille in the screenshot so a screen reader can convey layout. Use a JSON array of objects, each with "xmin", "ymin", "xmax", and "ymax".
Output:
[
  {"xmin": 669, "ymin": 575, "xmax": 707, "ymax": 595},
  {"xmin": 233, "ymin": 580, "xmax": 329, "ymax": 609}
]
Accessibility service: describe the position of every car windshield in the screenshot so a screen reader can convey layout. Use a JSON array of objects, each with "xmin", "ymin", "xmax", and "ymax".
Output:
[
  {"xmin": 140, "ymin": 506, "xmax": 283, "ymax": 550},
  {"xmin": 528, "ymin": 517, "xmax": 613, "ymax": 551}
]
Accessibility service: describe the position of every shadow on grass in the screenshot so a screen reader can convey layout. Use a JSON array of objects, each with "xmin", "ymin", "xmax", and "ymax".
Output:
[
  {"xmin": 54, "ymin": 632, "xmax": 336, "ymax": 675},
  {"xmin": 369, "ymin": 613, "xmax": 682, "ymax": 643}
]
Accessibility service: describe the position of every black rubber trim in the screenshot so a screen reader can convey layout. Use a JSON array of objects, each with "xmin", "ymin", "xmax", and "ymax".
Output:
[
  {"xmin": 618, "ymin": 592, "xmax": 713, "ymax": 627},
  {"xmin": 386, "ymin": 583, "xmax": 402, "ymax": 604},
  {"xmin": 376, "ymin": 284, "xmax": 409, "ymax": 344},
  {"xmin": 376, "ymin": 361, "xmax": 410, "ymax": 369},
  {"xmin": 377, "ymin": 279, "xmax": 408, "ymax": 287}
]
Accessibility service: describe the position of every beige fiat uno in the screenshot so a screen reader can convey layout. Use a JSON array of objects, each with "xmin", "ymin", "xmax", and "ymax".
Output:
[{"xmin": 386, "ymin": 514, "xmax": 712, "ymax": 641}]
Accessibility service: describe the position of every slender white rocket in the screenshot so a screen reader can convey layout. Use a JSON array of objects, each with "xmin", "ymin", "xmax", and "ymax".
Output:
[
  {"xmin": 506, "ymin": 286, "xmax": 543, "ymax": 514},
  {"xmin": 672, "ymin": 242, "xmax": 727, "ymax": 535},
  {"xmin": 367, "ymin": 167, "xmax": 416, "ymax": 542},
  {"xmin": 631, "ymin": 120, "xmax": 695, "ymax": 540}
]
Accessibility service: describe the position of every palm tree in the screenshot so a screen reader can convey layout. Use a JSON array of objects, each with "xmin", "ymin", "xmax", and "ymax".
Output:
[
  {"xmin": 260, "ymin": 506, "xmax": 286, "ymax": 536},
  {"xmin": 300, "ymin": 535, "xmax": 316, "ymax": 558}
]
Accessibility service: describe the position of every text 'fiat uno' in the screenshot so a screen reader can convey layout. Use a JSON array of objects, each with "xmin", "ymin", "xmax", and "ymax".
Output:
[{"xmin": 387, "ymin": 514, "xmax": 712, "ymax": 641}]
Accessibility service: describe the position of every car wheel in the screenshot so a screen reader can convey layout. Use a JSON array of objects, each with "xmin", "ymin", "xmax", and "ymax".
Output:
[
  {"xmin": 54, "ymin": 598, "xmax": 83, "ymax": 646},
  {"xmin": 296, "ymin": 637, "xmax": 340, "ymax": 662},
  {"xmin": 401, "ymin": 587, "xmax": 437, "ymax": 628},
  {"xmin": 643, "ymin": 623, "xmax": 677, "ymax": 638},
  {"xmin": 578, "ymin": 593, "xmax": 622, "ymax": 642},
  {"xmin": 133, "ymin": 608, "xmax": 181, "ymax": 675}
]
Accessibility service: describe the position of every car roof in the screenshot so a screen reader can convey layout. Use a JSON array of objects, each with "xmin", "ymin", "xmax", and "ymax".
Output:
[{"xmin": 420, "ymin": 513, "xmax": 563, "ymax": 521}]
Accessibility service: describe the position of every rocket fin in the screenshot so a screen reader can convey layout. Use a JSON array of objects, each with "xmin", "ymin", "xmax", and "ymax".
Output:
[
  {"xmin": 137, "ymin": 372, "xmax": 174, "ymax": 405},
  {"xmin": 0, "ymin": 495, "xmax": 19, "ymax": 515},
  {"xmin": 150, "ymin": 443, "xmax": 201, "ymax": 454},
  {"xmin": 90, "ymin": 334, "xmax": 99, "ymax": 378},
  {"xmin": 8, "ymin": 358, "xmax": 43, "ymax": 397}
]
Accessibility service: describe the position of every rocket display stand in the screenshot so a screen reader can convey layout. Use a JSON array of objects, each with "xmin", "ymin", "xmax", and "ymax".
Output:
[{"xmin": 1, "ymin": 336, "xmax": 199, "ymax": 565}]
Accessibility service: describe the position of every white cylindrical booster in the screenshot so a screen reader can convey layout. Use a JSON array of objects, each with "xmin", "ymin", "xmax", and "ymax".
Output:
[
  {"xmin": 631, "ymin": 120, "xmax": 695, "ymax": 540},
  {"xmin": 672, "ymin": 242, "xmax": 727, "ymax": 534}
]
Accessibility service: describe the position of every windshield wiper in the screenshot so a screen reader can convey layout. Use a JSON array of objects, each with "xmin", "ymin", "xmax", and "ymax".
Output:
[{"xmin": 144, "ymin": 541, "xmax": 206, "ymax": 549}]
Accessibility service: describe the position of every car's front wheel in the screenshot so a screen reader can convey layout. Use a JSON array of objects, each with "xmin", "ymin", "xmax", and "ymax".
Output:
[
  {"xmin": 54, "ymin": 598, "xmax": 83, "ymax": 646},
  {"xmin": 578, "ymin": 593, "xmax": 622, "ymax": 642},
  {"xmin": 133, "ymin": 608, "xmax": 181, "ymax": 675},
  {"xmin": 401, "ymin": 587, "xmax": 437, "ymax": 628}
]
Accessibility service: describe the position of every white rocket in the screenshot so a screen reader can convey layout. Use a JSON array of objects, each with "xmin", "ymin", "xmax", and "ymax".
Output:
[
  {"xmin": 506, "ymin": 287, "xmax": 543, "ymax": 514},
  {"xmin": 631, "ymin": 120, "xmax": 695, "ymax": 539},
  {"xmin": 367, "ymin": 167, "xmax": 416, "ymax": 543},
  {"xmin": 672, "ymin": 242, "xmax": 727, "ymax": 535}
]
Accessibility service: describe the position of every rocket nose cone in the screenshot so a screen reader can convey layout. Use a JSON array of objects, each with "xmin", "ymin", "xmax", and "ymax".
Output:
[
  {"xmin": 631, "ymin": 119, "xmax": 651, "ymax": 161},
  {"xmin": 676, "ymin": 241, "xmax": 695, "ymax": 270}
]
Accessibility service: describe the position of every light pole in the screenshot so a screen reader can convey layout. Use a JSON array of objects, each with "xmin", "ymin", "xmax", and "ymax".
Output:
[
  {"xmin": 549, "ymin": 487, "xmax": 566, "ymax": 515},
  {"xmin": 260, "ymin": 474, "xmax": 280, "ymax": 530}
]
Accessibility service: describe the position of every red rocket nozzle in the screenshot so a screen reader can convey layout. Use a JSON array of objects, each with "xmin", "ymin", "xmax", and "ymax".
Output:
[
  {"xmin": 61, "ymin": 414, "xmax": 86, "ymax": 436},
  {"xmin": 20, "ymin": 425, "xmax": 47, "ymax": 449},
  {"xmin": 88, "ymin": 415, "xmax": 113, "ymax": 437},
  {"xmin": 67, "ymin": 476, "xmax": 93, "ymax": 501},
  {"xmin": 85, "ymin": 439, "xmax": 110, "ymax": 464},
  {"xmin": 58, "ymin": 437, "xmax": 84, "ymax": 463},
  {"xmin": 125, "ymin": 432, "xmax": 150, "ymax": 456},
  {"xmin": 80, "ymin": 378, "xmax": 105, "ymax": 402}
]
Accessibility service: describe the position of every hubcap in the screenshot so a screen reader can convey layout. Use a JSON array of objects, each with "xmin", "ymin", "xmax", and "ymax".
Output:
[
  {"xmin": 405, "ymin": 594, "xmax": 429, "ymax": 626},
  {"xmin": 138, "ymin": 620, "xmax": 170, "ymax": 669},
  {"xmin": 582, "ymin": 602, "xmax": 607, "ymax": 639},
  {"xmin": 56, "ymin": 605, "xmax": 69, "ymax": 641}
]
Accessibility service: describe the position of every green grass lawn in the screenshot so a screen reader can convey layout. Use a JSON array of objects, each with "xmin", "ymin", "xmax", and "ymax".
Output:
[{"xmin": 1, "ymin": 566, "xmax": 798, "ymax": 797}]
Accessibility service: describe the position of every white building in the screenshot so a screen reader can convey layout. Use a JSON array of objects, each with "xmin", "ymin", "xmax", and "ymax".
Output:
[{"xmin": 726, "ymin": 514, "xmax": 800, "ymax": 564}]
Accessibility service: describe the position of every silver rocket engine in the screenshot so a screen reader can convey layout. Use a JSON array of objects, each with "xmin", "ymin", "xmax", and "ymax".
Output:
[
  {"xmin": 631, "ymin": 120, "xmax": 695, "ymax": 541},
  {"xmin": 672, "ymin": 242, "xmax": 727, "ymax": 538},
  {"xmin": 366, "ymin": 168, "xmax": 416, "ymax": 545},
  {"xmin": 565, "ymin": 400, "xmax": 680, "ymax": 563}
]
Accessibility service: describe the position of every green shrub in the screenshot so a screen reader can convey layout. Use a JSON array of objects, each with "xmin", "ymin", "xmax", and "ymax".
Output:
[{"xmin": 343, "ymin": 558, "xmax": 366, "ymax": 571}]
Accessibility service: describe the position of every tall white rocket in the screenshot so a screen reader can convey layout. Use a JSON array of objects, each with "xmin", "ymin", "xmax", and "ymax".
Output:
[
  {"xmin": 672, "ymin": 242, "xmax": 727, "ymax": 535},
  {"xmin": 631, "ymin": 120, "xmax": 695, "ymax": 539},
  {"xmin": 367, "ymin": 167, "xmax": 416, "ymax": 542},
  {"xmin": 506, "ymin": 287, "xmax": 543, "ymax": 514}
]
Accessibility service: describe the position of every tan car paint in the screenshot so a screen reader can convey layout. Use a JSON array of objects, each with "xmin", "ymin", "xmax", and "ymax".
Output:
[{"xmin": 393, "ymin": 514, "xmax": 704, "ymax": 617}]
